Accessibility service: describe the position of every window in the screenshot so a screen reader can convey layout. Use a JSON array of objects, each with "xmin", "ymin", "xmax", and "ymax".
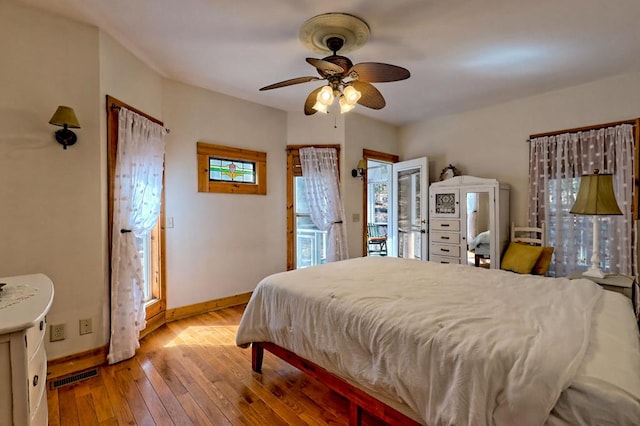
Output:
[
  {"xmin": 107, "ymin": 95, "xmax": 165, "ymax": 334},
  {"xmin": 528, "ymin": 120, "xmax": 638, "ymax": 277},
  {"xmin": 286, "ymin": 145, "xmax": 340, "ymax": 270},
  {"xmin": 197, "ymin": 142, "xmax": 267, "ymax": 195}
]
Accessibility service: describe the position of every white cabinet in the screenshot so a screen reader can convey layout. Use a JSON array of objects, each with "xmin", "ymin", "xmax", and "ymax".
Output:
[
  {"xmin": 429, "ymin": 176, "xmax": 510, "ymax": 268},
  {"xmin": 0, "ymin": 274, "xmax": 54, "ymax": 426}
]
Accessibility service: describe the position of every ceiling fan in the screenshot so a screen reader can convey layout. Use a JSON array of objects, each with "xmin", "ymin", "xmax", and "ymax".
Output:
[{"xmin": 259, "ymin": 13, "xmax": 410, "ymax": 115}]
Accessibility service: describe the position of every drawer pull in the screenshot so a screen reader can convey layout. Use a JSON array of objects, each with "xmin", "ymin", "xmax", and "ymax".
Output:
[
  {"xmin": 440, "ymin": 248, "xmax": 450, "ymax": 252},
  {"xmin": 33, "ymin": 375, "xmax": 39, "ymax": 387},
  {"xmin": 441, "ymin": 224, "xmax": 450, "ymax": 227},
  {"xmin": 40, "ymin": 320, "xmax": 44, "ymax": 331},
  {"xmin": 441, "ymin": 236, "xmax": 450, "ymax": 240}
]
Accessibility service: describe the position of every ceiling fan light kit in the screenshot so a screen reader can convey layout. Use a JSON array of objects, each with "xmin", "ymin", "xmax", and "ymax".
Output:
[{"xmin": 260, "ymin": 12, "xmax": 410, "ymax": 116}]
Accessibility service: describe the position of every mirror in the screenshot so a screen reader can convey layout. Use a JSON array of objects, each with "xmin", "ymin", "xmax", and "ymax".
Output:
[{"xmin": 465, "ymin": 191, "xmax": 491, "ymax": 267}]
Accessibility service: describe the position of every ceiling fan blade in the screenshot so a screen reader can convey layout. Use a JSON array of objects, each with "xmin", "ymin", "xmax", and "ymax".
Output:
[
  {"xmin": 306, "ymin": 58, "xmax": 344, "ymax": 74},
  {"xmin": 259, "ymin": 76, "xmax": 320, "ymax": 91},
  {"xmin": 349, "ymin": 62, "xmax": 410, "ymax": 83},
  {"xmin": 304, "ymin": 87, "xmax": 322, "ymax": 115},
  {"xmin": 351, "ymin": 81, "xmax": 386, "ymax": 110}
]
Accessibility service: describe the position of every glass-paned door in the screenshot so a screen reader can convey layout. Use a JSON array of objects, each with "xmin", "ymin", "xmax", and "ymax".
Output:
[{"xmin": 390, "ymin": 157, "xmax": 428, "ymax": 259}]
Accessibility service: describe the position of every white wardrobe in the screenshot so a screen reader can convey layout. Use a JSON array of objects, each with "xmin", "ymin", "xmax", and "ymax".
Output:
[{"xmin": 428, "ymin": 176, "xmax": 510, "ymax": 268}]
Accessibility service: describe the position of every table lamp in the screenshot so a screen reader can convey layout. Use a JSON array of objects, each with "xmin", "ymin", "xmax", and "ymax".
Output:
[{"xmin": 569, "ymin": 169, "xmax": 623, "ymax": 278}]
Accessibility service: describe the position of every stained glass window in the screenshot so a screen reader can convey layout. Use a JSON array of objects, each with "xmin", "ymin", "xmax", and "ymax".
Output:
[{"xmin": 209, "ymin": 158, "xmax": 256, "ymax": 184}]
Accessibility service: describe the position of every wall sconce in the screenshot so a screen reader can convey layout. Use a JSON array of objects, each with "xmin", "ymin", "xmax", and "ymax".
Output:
[
  {"xmin": 351, "ymin": 159, "xmax": 367, "ymax": 178},
  {"xmin": 49, "ymin": 106, "xmax": 81, "ymax": 149}
]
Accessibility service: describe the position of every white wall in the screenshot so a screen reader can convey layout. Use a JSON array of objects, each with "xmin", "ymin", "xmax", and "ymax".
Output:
[
  {"xmin": 163, "ymin": 79, "xmax": 287, "ymax": 308},
  {"xmin": 0, "ymin": 1, "xmax": 103, "ymax": 359},
  {"xmin": 400, "ymin": 72, "xmax": 640, "ymax": 225}
]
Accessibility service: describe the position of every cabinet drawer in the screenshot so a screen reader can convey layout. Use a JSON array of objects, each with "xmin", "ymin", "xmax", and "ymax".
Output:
[
  {"xmin": 431, "ymin": 219, "xmax": 460, "ymax": 231},
  {"xmin": 431, "ymin": 231, "xmax": 460, "ymax": 244},
  {"xmin": 431, "ymin": 243, "xmax": 461, "ymax": 257},
  {"xmin": 26, "ymin": 318, "xmax": 46, "ymax": 361},
  {"xmin": 430, "ymin": 254, "xmax": 461, "ymax": 264},
  {"xmin": 28, "ymin": 344, "xmax": 46, "ymax": 417}
]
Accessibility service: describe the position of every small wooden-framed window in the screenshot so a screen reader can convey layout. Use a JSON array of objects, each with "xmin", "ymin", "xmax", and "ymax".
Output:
[{"xmin": 197, "ymin": 142, "xmax": 267, "ymax": 195}]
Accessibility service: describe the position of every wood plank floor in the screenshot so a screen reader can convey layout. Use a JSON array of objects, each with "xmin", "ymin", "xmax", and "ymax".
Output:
[{"xmin": 47, "ymin": 305, "xmax": 390, "ymax": 425}]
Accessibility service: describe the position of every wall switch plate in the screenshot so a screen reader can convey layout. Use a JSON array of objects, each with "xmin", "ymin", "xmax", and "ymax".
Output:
[
  {"xmin": 166, "ymin": 216, "xmax": 174, "ymax": 228},
  {"xmin": 79, "ymin": 318, "xmax": 92, "ymax": 335},
  {"xmin": 50, "ymin": 324, "xmax": 66, "ymax": 342}
]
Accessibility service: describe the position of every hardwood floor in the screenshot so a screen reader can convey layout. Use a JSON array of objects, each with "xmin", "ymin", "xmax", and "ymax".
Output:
[{"xmin": 47, "ymin": 305, "xmax": 390, "ymax": 425}]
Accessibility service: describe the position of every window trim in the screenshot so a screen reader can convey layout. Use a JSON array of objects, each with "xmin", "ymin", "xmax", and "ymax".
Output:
[{"xmin": 197, "ymin": 142, "xmax": 267, "ymax": 195}]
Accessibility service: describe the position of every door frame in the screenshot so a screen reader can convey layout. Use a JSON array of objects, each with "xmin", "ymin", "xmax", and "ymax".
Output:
[{"xmin": 361, "ymin": 149, "xmax": 399, "ymax": 256}]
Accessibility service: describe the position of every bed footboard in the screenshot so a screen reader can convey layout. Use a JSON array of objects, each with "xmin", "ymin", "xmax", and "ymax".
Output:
[{"xmin": 250, "ymin": 341, "xmax": 422, "ymax": 426}]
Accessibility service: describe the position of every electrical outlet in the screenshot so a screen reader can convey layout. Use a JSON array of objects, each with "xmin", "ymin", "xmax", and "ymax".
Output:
[
  {"xmin": 79, "ymin": 318, "xmax": 92, "ymax": 335},
  {"xmin": 50, "ymin": 324, "xmax": 66, "ymax": 342}
]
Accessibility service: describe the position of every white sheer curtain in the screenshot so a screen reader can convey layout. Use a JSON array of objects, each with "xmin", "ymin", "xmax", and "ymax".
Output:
[
  {"xmin": 108, "ymin": 108, "xmax": 165, "ymax": 364},
  {"xmin": 528, "ymin": 124, "xmax": 635, "ymax": 277},
  {"xmin": 299, "ymin": 147, "xmax": 348, "ymax": 262}
]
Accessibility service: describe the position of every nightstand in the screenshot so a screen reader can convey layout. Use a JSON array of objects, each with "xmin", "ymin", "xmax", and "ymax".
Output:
[{"xmin": 568, "ymin": 271, "xmax": 634, "ymax": 298}]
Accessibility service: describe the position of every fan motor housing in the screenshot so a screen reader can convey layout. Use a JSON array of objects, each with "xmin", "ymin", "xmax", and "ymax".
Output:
[{"xmin": 318, "ymin": 55, "xmax": 353, "ymax": 77}]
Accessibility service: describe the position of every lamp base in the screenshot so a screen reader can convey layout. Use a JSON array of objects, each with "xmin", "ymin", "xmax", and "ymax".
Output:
[{"xmin": 582, "ymin": 267, "xmax": 608, "ymax": 279}]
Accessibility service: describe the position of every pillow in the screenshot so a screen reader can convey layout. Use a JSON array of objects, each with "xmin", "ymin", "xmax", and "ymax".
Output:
[
  {"xmin": 531, "ymin": 246, "xmax": 554, "ymax": 276},
  {"xmin": 501, "ymin": 242, "xmax": 544, "ymax": 274}
]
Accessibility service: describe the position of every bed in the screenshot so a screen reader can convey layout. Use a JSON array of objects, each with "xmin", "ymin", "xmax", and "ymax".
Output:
[{"xmin": 236, "ymin": 256, "xmax": 640, "ymax": 425}]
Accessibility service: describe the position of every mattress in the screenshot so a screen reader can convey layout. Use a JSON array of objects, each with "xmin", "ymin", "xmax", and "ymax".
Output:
[
  {"xmin": 548, "ymin": 290, "xmax": 640, "ymax": 425},
  {"xmin": 236, "ymin": 257, "xmax": 640, "ymax": 425}
]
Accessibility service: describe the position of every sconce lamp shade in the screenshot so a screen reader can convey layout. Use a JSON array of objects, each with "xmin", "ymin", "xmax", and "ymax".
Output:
[
  {"xmin": 49, "ymin": 106, "xmax": 81, "ymax": 149},
  {"xmin": 351, "ymin": 158, "xmax": 368, "ymax": 178},
  {"xmin": 569, "ymin": 170, "xmax": 622, "ymax": 216},
  {"xmin": 49, "ymin": 106, "xmax": 81, "ymax": 128}
]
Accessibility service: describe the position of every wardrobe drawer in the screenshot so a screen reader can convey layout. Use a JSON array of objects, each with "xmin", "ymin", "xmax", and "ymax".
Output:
[
  {"xmin": 431, "ymin": 231, "xmax": 460, "ymax": 244},
  {"xmin": 430, "ymin": 254, "xmax": 461, "ymax": 264},
  {"xmin": 431, "ymin": 219, "xmax": 460, "ymax": 232},
  {"xmin": 431, "ymin": 243, "xmax": 461, "ymax": 258},
  {"xmin": 26, "ymin": 318, "xmax": 46, "ymax": 361}
]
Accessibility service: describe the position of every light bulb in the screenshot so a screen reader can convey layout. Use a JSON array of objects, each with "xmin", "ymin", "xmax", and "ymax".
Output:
[
  {"xmin": 339, "ymin": 96, "xmax": 355, "ymax": 114},
  {"xmin": 317, "ymin": 86, "xmax": 334, "ymax": 106},
  {"xmin": 343, "ymin": 85, "xmax": 361, "ymax": 105}
]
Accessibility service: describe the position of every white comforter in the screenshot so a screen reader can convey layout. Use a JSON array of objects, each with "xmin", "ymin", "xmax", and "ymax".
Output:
[{"xmin": 236, "ymin": 257, "xmax": 603, "ymax": 426}]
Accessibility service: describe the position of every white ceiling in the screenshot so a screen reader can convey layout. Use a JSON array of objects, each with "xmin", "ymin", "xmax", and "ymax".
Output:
[{"xmin": 17, "ymin": 0, "xmax": 640, "ymax": 125}]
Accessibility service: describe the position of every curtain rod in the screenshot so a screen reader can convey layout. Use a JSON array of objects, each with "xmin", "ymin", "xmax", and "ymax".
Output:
[
  {"xmin": 526, "ymin": 118, "xmax": 638, "ymax": 142},
  {"xmin": 110, "ymin": 103, "xmax": 170, "ymax": 133}
]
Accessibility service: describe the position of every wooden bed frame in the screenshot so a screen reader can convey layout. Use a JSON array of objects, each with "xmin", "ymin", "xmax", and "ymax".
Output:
[{"xmin": 251, "ymin": 341, "xmax": 422, "ymax": 426}]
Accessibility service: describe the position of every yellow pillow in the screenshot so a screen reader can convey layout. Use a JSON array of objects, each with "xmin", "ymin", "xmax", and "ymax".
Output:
[
  {"xmin": 531, "ymin": 246, "xmax": 554, "ymax": 275},
  {"xmin": 501, "ymin": 242, "xmax": 544, "ymax": 274}
]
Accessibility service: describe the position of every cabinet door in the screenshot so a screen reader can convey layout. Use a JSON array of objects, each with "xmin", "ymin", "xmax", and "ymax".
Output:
[
  {"xmin": 461, "ymin": 189, "xmax": 496, "ymax": 267},
  {"xmin": 390, "ymin": 157, "xmax": 428, "ymax": 260},
  {"xmin": 429, "ymin": 188, "xmax": 460, "ymax": 218}
]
